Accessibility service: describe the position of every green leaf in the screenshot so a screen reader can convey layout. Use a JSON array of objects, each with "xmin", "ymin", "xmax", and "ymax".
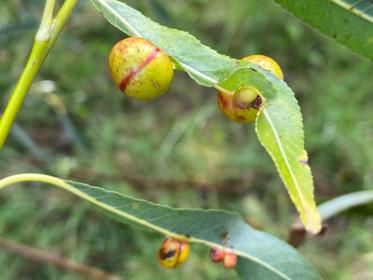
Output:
[
  {"xmin": 219, "ymin": 67, "xmax": 321, "ymax": 234},
  {"xmin": 89, "ymin": 0, "xmax": 321, "ymax": 232},
  {"xmin": 319, "ymin": 190, "xmax": 373, "ymax": 220},
  {"xmin": 90, "ymin": 0, "xmax": 237, "ymax": 86},
  {"xmin": 272, "ymin": 0, "xmax": 373, "ymax": 60},
  {"xmin": 0, "ymin": 174, "xmax": 321, "ymax": 280}
]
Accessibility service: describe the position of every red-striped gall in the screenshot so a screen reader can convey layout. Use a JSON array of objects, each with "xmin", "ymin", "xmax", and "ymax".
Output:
[{"xmin": 108, "ymin": 37, "xmax": 174, "ymax": 100}]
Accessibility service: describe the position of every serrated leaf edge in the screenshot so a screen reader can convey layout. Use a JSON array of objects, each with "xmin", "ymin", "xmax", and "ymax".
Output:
[
  {"xmin": 257, "ymin": 109, "xmax": 321, "ymax": 234},
  {"xmin": 0, "ymin": 173, "xmax": 292, "ymax": 280},
  {"xmin": 330, "ymin": 0, "xmax": 373, "ymax": 23},
  {"xmin": 92, "ymin": 0, "xmax": 321, "ymax": 234},
  {"xmin": 93, "ymin": 0, "xmax": 223, "ymax": 85}
]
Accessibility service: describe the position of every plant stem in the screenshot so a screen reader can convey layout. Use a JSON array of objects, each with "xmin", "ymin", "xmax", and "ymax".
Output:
[
  {"xmin": 0, "ymin": 0, "xmax": 78, "ymax": 150},
  {"xmin": 0, "ymin": 237, "xmax": 121, "ymax": 280},
  {"xmin": 0, "ymin": 173, "xmax": 67, "ymax": 191},
  {"xmin": 37, "ymin": 0, "xmax": 56, "ymax": 41},
  {"xmin": 0, "ymin": 40, "xmax": 49, "ymax": 149},
  {"xmin": 48, "ymin": 0, "xmax": 79, "ymax": 47}
]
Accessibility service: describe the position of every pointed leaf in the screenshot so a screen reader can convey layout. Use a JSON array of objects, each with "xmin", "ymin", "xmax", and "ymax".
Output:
[
  {"xmin": 89, "ymin": 0, "xmax": 321, "ymax": 232},
  {"xmin": 90, "ymin": 0, "xmax": 237, "ymax": 86},
  {"xmin": 0, "ymin": 174, "xmax": 321, "ymax": 280},
  {"xmin": 219, "ymin": 68, "xmax": 321, "ymax": 234},
  {"xmin": 273, "ymin": 0, "xmax": 373, "ymax": 60}
]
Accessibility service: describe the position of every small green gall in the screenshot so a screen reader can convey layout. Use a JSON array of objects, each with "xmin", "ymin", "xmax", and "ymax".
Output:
[{"xmin": 218, "ymin": 86, "xmax": 263, "ymax": 123}]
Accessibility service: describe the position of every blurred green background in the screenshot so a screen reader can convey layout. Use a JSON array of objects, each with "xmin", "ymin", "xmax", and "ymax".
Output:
[{"xmin": 0, "ymin": 0, "xmax": 372, "ymax": 279}]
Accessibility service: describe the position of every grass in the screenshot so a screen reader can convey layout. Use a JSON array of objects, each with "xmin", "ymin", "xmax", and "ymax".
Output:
[{"xmin": 0, "ymin": 0, "xmax": 372, "ymax": 279}]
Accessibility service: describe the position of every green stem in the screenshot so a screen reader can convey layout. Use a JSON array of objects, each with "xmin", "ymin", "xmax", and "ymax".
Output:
[
  {"xmin": 0, "ymin": 41, "xmax": 49, "ymax": 149},
  {"xmin": 0, "ymin": 173, "xmax": 191, "ymax": 243},
  {"xmin": 37, "ymin": 0, "xmax": 56, "ymax": 40},
  {"xmin": 0, "ymin": 0, "xmax": 78, "ymax": 150},
  {"xmin": 0, "ymin": 173, "xmax": 274, "ymax": 262},
  {"xmin": 0, "ymin": 173, "xmax": 69, "ymax": 192},
  {"xmin": 47, "ymin": 0, "xmax": 79, "ymax": 47}
]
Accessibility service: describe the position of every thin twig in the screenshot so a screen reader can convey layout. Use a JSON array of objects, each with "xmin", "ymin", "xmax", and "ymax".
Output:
[
  {"xmin": 0, "ymin": 0, "xmax": 78, "ymax": 149},
  {"xmin": 0, "ymin": 237, "xmax": 122, "ymax": 280}
]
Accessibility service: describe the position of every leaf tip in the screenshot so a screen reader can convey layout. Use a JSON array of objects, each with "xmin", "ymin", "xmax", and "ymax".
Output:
[{"xmin": 302, "ymin": 207, "xmax": 322, "ymax": 235}]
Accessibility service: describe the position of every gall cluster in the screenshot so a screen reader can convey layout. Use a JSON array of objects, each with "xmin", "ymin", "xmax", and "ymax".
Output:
[
  {"xmin": 157, "ymin": 237, "xmax": 238, "ymax": 270},
  {"xmin": 108, "ymin": 38, "xmax": 284, "ymax": 123}
]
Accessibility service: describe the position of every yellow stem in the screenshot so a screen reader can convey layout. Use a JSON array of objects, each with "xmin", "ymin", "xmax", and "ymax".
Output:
[{"xmin": 0, "ymin": 0, "xmax": 78, "ymax": 150}]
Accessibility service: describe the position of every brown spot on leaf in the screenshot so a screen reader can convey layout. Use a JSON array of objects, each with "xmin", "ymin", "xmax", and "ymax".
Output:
[
  {"xmin": 219, "ymin": 232, "xmax": 228, "ymax": 241},
  {"xmin": 299, "ymin": 150, "xmax": 309, "ymax": 166}
]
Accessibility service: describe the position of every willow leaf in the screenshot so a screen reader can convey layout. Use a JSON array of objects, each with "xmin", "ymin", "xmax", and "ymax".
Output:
[
  {"xmin": 0, "ymin": 174, "xmax": 320, "ymax": 280},
  {"xmin": 90, "ymin": 0, "xmax": 237, "ymax": 86},
  {"xmin": 219, "ymin": 68, "xmax": 321, "ymax": 234},
  {"xmin": 273, "ymin": 0, "xmax": 373, "ymax": 60},
  {"xmin": 89, "ymin": 0, "xmax": 321, "ymax": 232}
]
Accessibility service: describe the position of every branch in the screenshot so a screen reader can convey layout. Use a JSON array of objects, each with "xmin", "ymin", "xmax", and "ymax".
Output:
[
  {"xmin": 0, "ymin": 236, "xmax": 122, "ymax": 280},
  {"xmin": 0, "ymin": 0, "xmax": 78, "ymax": 149}
]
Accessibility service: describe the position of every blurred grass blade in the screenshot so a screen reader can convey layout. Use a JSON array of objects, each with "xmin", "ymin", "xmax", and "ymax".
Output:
[
  {"xmin": 0, "ymin": 173, "xmax": 320, "ymax": 280},
  {"xmin": 58, "ymin": 114, "xmax": 87, "ymax": 153},
  {"xmin": 319, "ymin": 190, "xmax": 373, "ymax": 220},
  {"xmin": 89, "ymin": 0, "xmax": 321, "ymax": 233},
  {"xmin": 10, "ymin": 123, "xmax": 49, "ymax": 162},
  {"xmin": 272, "ymin": 0, "xmax": 373, "ymax": 60},
  {"xmin": 220, "ymin": 68, "xmax": 321, "ymax": 234}
]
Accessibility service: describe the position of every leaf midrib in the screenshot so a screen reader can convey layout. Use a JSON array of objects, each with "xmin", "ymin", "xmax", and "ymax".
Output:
[
  {"xmin": 98, "ymin": 0, "xmax": 141, "ymax": 36},
  {"xmin": 261, "ymin": 109, "xmax": 308, "ymax": 218},
  {"xmin": 0, "ymin": 173, "xmax": 291, "ymax": 280},
  {"xmin": 95, "ymin": 0, "xmax": 218, "ymax": 85},
  {"xmin": 94, "ymin": 0, "xmax": 313, "ymax": 231},
  {"xmin": 88, "ymin": 0, "xmax": 319, "ymax": 276},
  {"xmin": 77, "ymin": 183, "xmax": 290, "ymax": 279},
  {"xmin": 330, "ymin": 0, "xmax": 373, "ymax": 23}
]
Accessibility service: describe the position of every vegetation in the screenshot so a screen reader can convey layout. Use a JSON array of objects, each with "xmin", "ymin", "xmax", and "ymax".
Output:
[{"xmin": 0, "ymin": 0, "xmax": 372, "ymax": 279}]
